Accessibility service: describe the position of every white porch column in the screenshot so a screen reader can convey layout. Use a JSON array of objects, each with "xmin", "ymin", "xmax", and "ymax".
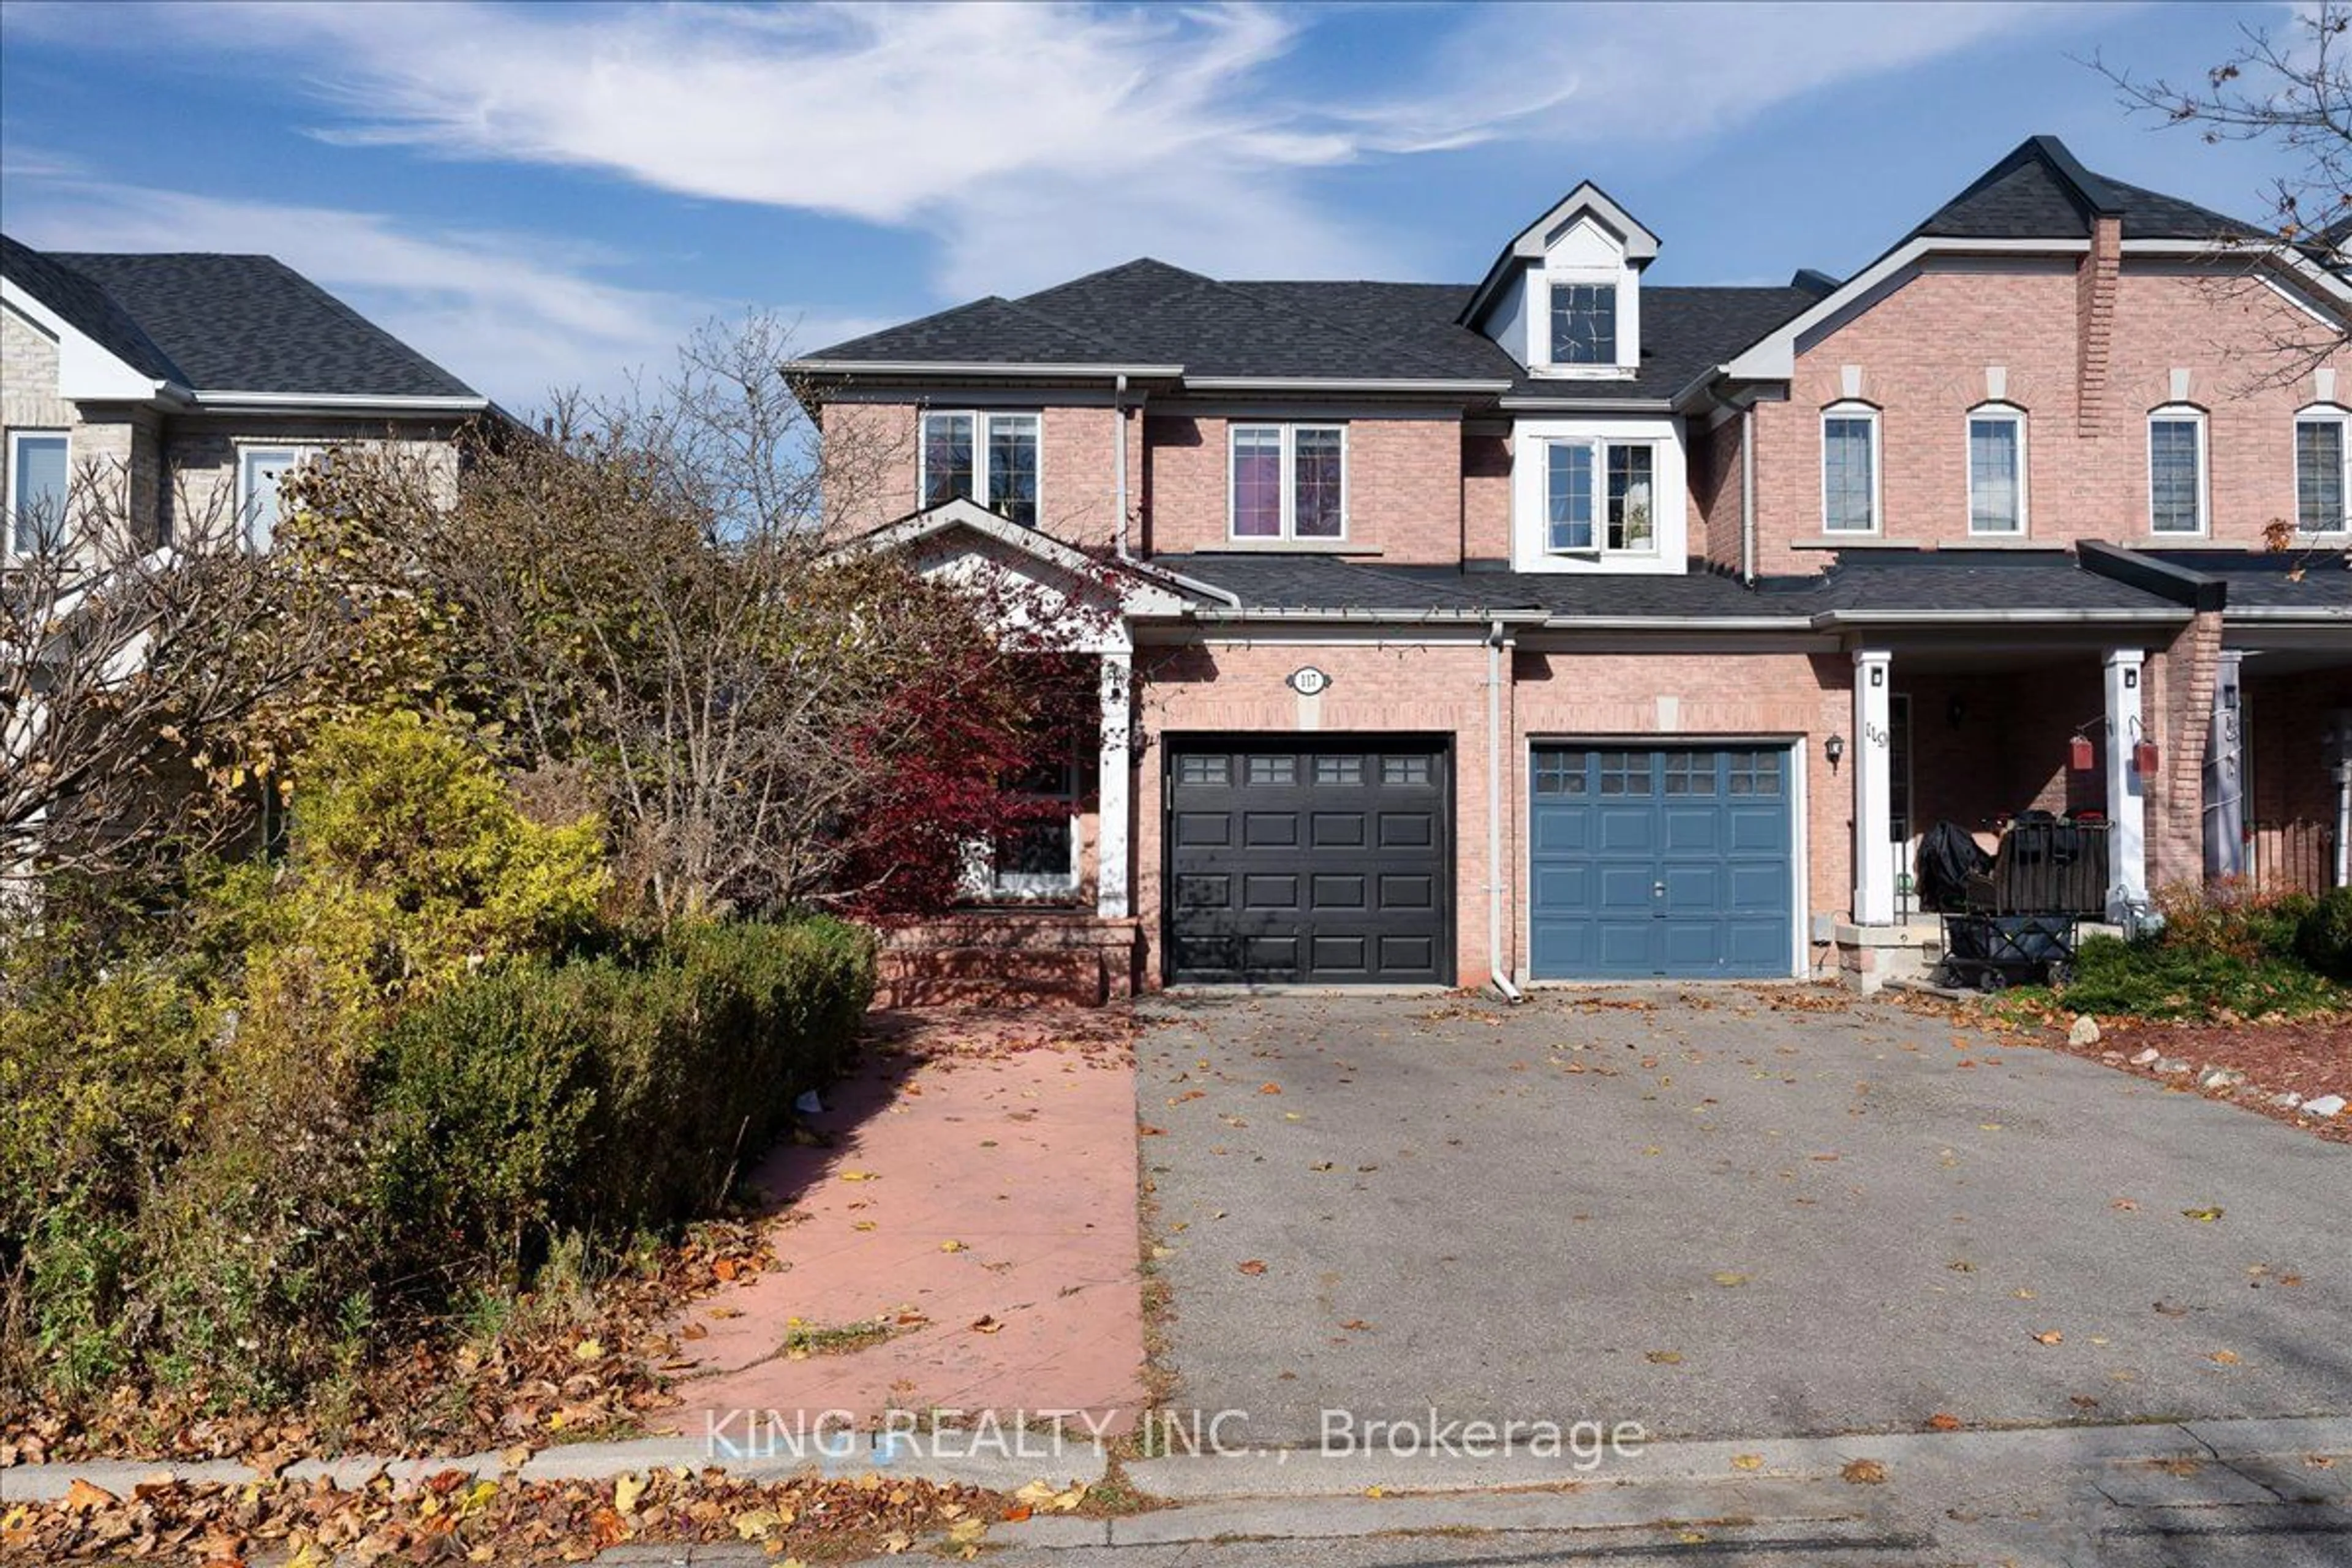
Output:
[
  {"xmin": 1852, "ymin": 647, "xmax": 1895, "ymax": 925},
  {"xmin": 1096, "ymin": 647, "xmax": 1133, "ymax": 919},
  {"xmin": 2104, "ymin": 648, "xmax": 2149, "ymax": 920}
]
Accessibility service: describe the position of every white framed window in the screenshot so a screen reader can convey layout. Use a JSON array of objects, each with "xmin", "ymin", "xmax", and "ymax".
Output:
[
  {"xmin": 7, "ymin": 429, "xmax": 69, "ymax": 560},
  {"xmin": 1549, "ymin": 282, "xmax": 1617, "ymax": 365},
  {"xmin": 2147, "ymin": 406, "xmax": 2207, "ymax": 535},
  {"xmin": 981, "ymin": 755, "xmax": 1081, "ymax": 900},
  {"xmin": 1821, "ymin": 402, "xmax": 1880, "ymax": 535},
  {"xmin": 919, "ymin": 410, "xmax": 1040, "ymax": 527},
  {"xmin": 2294, "ymin": 404, "xmax": 2349, "ymax": 533},
  {"xmin": 238, "ymin": 446, "xmax": 312, "ymax": 551},
  {"xmin": 1229, "ymin": 423, "xmax": 1346, "ymax": 541},
  {"xmin": 1542, "ymin": 437, "xmax": 1656, "ymax": 554},
  {"xmin": 1966, "ymin": 405, "xmax": 2027, "ymax": 535}
]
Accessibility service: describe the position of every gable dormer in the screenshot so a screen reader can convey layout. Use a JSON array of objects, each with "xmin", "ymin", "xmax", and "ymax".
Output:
[{"xmin": 1458, "ymin": 183, "xmax": 1658, "ymax": 380}]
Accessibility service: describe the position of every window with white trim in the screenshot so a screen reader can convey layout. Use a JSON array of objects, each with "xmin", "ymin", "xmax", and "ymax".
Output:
[
  {"xmin": 920, "ymin": 410, "xmax": 1040, "ymax": 527},
  {"xmin": 986, "ymin": 756, "xmax": 1080, "ymax": 899},
  {"xmin": 1821, "ymin": 404, "xmax": 1879, "ymax": 534},
  {"xmin": 2295, "ymin": 405, "xmax": 2349, "ymax": 533},
  {"xmin": 1966, "ymin": 406, "xmax": 2027, "ymax": 535},
  {"xmin": 1542, "ymin": 437, "xmax": 1657, "ymax": 554},
  {"xmin": 7, "ymin": 429, "xmax": 69, "ymax": 559},
  {"xmin": 238, "ymin": 446, "xmax": 311, "ymax": 551},
  {"xmin": 1229, "ymin": 423, "xmax": 1345, "ymax": 541},
  {"xmin": 1549, "ymin": 282, "xmax": 1617, "ymax": 365},
  {"xmin": 2147, "ymin": 406, "xmax": 2207, "ymax": 535}
]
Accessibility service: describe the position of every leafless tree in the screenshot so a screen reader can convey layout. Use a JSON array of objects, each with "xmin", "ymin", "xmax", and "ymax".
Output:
[
  {"xmin": 300, "ymin": 312, "xmax": 1114, "ymax": 921},
  {"xmin": 1, "ymin": 455, "xmax": 352, "ymax": 902},
  {"xmin": 2093, "ymin": 4, "xmax": 2352, "ymax": 391}
]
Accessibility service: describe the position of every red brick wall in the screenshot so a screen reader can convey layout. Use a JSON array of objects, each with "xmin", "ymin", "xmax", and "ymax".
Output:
[
  {"xmin": 1690, "ymin": 409, "xmax": 1746, "ymax": 573},
  {"xmin": 1751, "ymin": 259, "xmax": 2352, "ymax": 571},
  {"xmin": 2146, "ymin": 613, "xmax": 2222, "ymax": 890},
  {"xmin": 819, "ymin": 401, "xmax": 1120, "ymax": 547},
  {"xmin": 1140, "ymin": 413, "xmax": 1464, "ymax": 562},
  {"xmin": 1462, "ymin": 423, "xmax": 1512, "ymax": 563}
]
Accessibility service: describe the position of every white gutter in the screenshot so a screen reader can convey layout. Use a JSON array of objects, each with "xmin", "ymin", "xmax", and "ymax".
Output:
[
  {"xmin": 1188, "ymin": 607, "xmax": 1543, "ymax": 625},
  {"xmin": 1809, "ymin": 608, "xmax": 2191, "ymax": 627},
  {"xmin": 1186, "ymin": 376, "xmax": 1513, "ymax": 396},
  {"xmin": 786, "ymin": 359, "xmax": 1183, "ymax": 379},
  {"xmin": 1498, "ymin": 395, "xmax": 1674, "ymax": 413},
  {"xmin": 1740, "ymin": 404, "xmax": 1757, "ymax": 587},
  {"xmin": 187, "ymin": 390, "xmax": 489, "ymax": 412},
  {"xmin": 2222, "ymin": 605, "xmax": 2352, "ymax": 621},
  {"xmin": 1486, "ymin": 617, "xmax": 1522, "ymax": 1004},
  {"xmin": 2336, "ymin": 758, "xmax": 2351, "ymax": 889}
]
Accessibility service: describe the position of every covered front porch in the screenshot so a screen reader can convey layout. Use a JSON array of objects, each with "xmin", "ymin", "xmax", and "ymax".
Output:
[{"xmin": 1838, "ymin": 633, "xmax": 2164, "ymax": 989}]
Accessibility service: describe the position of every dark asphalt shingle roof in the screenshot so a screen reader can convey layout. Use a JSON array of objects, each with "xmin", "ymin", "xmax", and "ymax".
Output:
[
  {"xmin": 1914, "ymin": 135, "xmax": 2263, "ymax": 244},
  {"xmin": 2, "ymin": 235, "xmax": 481, "ymax": 399},
  {"xmin": 809, "ymin": 260, "xmax": 1811, "ymax": 398},
  {"xmin": 1154, "ymin": 549, "xmax": 2193, "ymax": 620},
  {"xmin": 2144, "ymin": 549, "xmax": 2352, "ymax": 612}
]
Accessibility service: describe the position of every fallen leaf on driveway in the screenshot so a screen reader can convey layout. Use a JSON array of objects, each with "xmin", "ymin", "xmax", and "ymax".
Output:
[
  {"xmin": 2182, "ymin": 1206, "xmax": 2225, "ymax": 1223},
  {"xmin": 1730, "ymin": 1453, "xmax": 1764, "ymax": 1471},
  {"xmin": 1645, "ymin": 1349, "xmax": 1684, "ymax": 1365},
  {"xmin": 1237, "ymin": 1260, "xmax": 1268, "ymax": 1276},
  {"xmin": 839, "ymin": 1170, "xmax": 878, "ymax": 1183},
  {"xmin": 1711, "ymin": 1272, "xmax": 1749, "ymax": 1287},
  {"xmin": 1841, "ymin": 1458, "xmax": 1889, "ymax": 1485},
  {"xmin": 2211, "ymin": 1349, "xmax": 2241, "ymax": 1365},
  {"xmin": 2154, "ymin": 1300, "xmax": 2188, "ymax": 1317},
  {"xmin": 1259, "ymin": 1083, "xmax": 1283, "ymax": 1095},
  {"xmin": 1340, "ymin": 1319, "xmax": 1374, "ymax": 1332},
  {"xmin": 969, "ymin": 1316, "xmax": 1004, "ymax": 1335},
  {"xmin": 1928, "ymin": 1412, "xmax": 1963, "ymax": 1431},
  {"xmin": 2034, "ymin": 1330, "xmax": 2065, "ymax": 1345}
]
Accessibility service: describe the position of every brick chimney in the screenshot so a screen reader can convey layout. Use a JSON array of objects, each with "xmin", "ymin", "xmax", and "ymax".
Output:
[{"xmin": 2076, "ymin": 213, "xmax": 2122, "ymax": 437}]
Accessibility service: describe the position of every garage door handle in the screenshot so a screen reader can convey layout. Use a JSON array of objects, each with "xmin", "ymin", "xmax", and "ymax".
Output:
[{"xmin": 1653, "ymin": 881, "xmax": 1666, "ymax": 897}]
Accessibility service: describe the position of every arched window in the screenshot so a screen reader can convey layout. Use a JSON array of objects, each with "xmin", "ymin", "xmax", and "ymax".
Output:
[
  {"xmin": 2294, "ymin": 403, "xmax": 2349, "ymax": 534},
  {"xmin": 2147, "ymin": 405, "xmax": 2208, "ymax": 537},
  {"xmin": 1966, "ymin": 403, "xmax": 2027, "ymax": 536},
  {"xmin": 1820, "ymin": 401, "xmax": 1880, "ymax": 535}
]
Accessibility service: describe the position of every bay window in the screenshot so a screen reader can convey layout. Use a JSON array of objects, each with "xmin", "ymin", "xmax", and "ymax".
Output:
[
  {"xmin": 2296, "ymin": 406, "xmax": 2348, "ymax": 533},
  {"xmin": 921, "ymin": 410, "xmax": 1040, "ymax": 527},
  {"xmin": 1543, "ymin": 437, "xmax": 1656, "ymax": 554},
  {"xmin": 1229, "ymin": 423, "xmax": 1345, "ymax": 541},
  {"xmin": 1966, "ymin": 407, "xmax": 2027, "ymax": 535},
  {"xmin": 1821, "ymin": 404, "xmax": 1879, "ymax": 534},
  {"xmin": 2147, "ymin": 407, "xmax": 2207, "ymax": 535}
]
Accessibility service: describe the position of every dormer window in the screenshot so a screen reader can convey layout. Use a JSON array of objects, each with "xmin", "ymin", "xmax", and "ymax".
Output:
[{"xmin": 1550, "ymin": 284, "xmax": 1617, "ymax": 365}]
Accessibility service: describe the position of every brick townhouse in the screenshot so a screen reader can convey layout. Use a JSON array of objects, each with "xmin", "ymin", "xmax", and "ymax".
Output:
[{"xmin": 792, "ymin": 135, "xmax": 2352, "ymax": 998}]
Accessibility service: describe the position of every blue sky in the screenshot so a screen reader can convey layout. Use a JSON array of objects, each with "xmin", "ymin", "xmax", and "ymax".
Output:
[{"xmin": 0, "ymin": 2, "xmax": 2307, "ymax": 410}]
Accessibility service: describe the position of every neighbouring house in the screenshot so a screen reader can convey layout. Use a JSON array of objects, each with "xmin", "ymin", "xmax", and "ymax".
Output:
[
  {"xmin": 795, "ymin": 134, "xmax": 2352, "ymax": 1000},
  {"xmin": 1, "ymin": 233, "xmax": 491, "ymax": 557}
]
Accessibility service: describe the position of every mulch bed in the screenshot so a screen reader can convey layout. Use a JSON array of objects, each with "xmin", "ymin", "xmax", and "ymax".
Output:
[{"xmin": 1898, "ymin": 990, "xmax": 2351, "ymax": 1146}]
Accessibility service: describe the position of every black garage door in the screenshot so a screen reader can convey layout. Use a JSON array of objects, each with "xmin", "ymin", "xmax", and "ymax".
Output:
[{"xmin": 1166, "ymin": 737, "xmax": 1450, "ymax": 984}]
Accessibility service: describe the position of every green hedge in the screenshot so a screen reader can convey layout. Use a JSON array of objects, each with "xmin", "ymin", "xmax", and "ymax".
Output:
[
  {"xmin": 369, "ymin": 916, "xmax": 875, "ymax": 1292},
  {"xmin": 2049, "ymin": 888, "xmax": 2351, "ymax": 1020}
]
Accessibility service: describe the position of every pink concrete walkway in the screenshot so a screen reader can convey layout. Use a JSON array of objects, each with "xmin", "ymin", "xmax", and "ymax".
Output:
[{"xmin": 652, "ymin": 1010, "xmax": 1146, "ymax": 1438}]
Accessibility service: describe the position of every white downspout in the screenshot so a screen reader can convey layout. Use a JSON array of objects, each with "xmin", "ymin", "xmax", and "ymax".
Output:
[
  {"xmin": 2335, "ymin": 758, "xmax": 2351, "ymax": 890},
  {"xmin": 1740, "ymin": 402, "xmax": 1757, "ymax": 587},
  {"xmin": 1487, "ymin": 617, "xmax": 1522, "ymax": 1003},
  {"xmin": 1113, "ymin": 373, "xmax": 1131, "ymax": 560}
]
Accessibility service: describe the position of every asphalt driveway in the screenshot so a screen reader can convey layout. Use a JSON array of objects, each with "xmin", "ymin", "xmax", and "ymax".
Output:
[{"xmin": 1137, "ymin": 989, "xmax": 2352, "ymax": 1445}]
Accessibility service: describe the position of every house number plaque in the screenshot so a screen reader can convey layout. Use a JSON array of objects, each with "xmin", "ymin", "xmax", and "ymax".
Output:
[{"xmin": 1287, "ymin": 666, "xmax": 1331, "ymax": 696}]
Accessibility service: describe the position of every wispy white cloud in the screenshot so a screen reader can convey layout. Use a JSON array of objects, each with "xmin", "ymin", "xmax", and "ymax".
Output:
[
  {"xmin": 13, "ymin": 1, "xmax": 2070, "ymax": 298},
  {"xmin": 2, "ymin": 175, "xmax": 886, "ymax": 409}
]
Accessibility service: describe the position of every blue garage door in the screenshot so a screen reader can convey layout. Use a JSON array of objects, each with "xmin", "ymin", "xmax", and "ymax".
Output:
[{"xmin": 1529, "ymin": 745, "xmax": 1793, "ymax": 979}]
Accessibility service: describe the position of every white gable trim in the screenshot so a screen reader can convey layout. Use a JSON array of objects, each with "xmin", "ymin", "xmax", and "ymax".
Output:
[
  {"xmin": 1463, "ymin": 181, "xmax": 1662, "ymax": 330},
  {"xmin": 845, "ymin": 497, "xmax": 1193, "ymax": 620},
  {"xmin": 0, "ymin": 277, "xmax": 176, "ymax": 403}
]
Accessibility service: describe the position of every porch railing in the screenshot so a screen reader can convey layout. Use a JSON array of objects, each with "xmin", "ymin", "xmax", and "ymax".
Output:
[{"xmin": 2248, "ymin": 820, "xmax": 2340, "ymax": 895}]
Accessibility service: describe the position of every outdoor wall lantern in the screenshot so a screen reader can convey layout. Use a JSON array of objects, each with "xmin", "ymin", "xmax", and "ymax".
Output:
[{"xmin": 1825, "ymin": 733, "xmax": 1846, "ymax": 770}]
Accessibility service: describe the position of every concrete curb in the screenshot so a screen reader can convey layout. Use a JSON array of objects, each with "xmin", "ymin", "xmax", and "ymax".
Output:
[{"xmin": 5, "ymin": 1414, "xmax": 2345, "ymax": 1509}]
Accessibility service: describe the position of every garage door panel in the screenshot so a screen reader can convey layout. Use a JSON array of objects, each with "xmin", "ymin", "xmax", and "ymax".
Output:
[
  {"xmin": 1531, "ymin": 745, "xmax": 1792, "ymax": 980},
  {"xmin": 1242, "ymin": 873, "xmax": 1299, "ymax": 911},
  {"xmin": 1310, "ymin": 873, "xmax": 1366, "ymax": 910},
  {"xmin": 1169, "ymin": 739, "xmax": 1449, "ymax": 986}
]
